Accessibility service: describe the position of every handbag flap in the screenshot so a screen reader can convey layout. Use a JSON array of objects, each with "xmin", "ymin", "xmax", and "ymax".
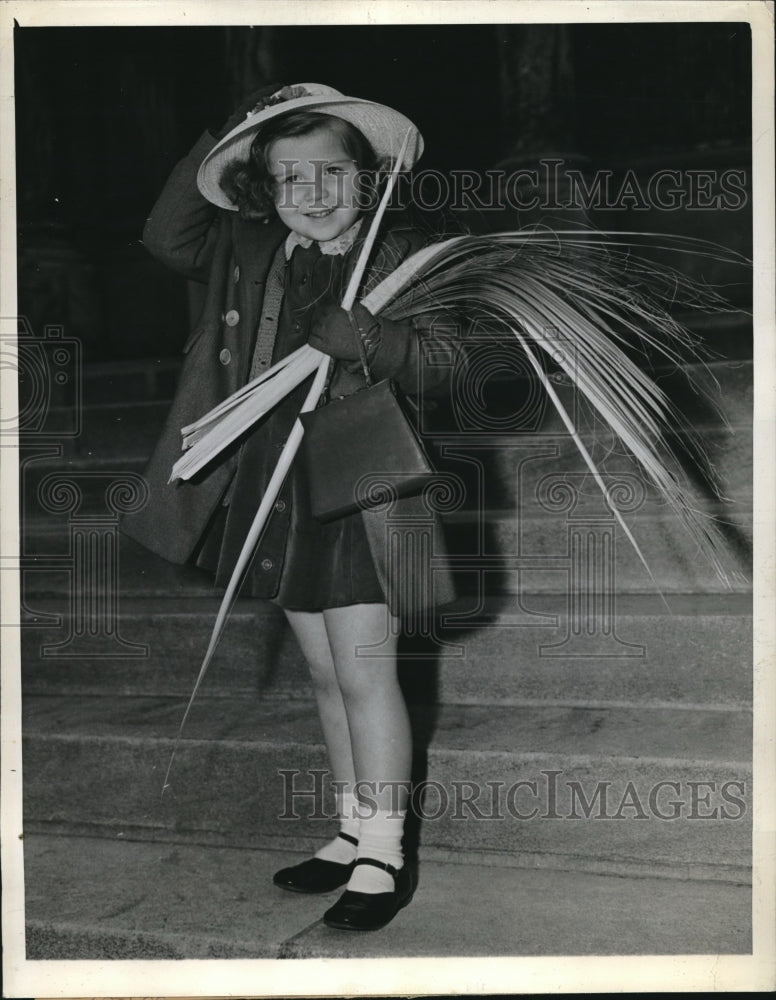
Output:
[{"xmin": 300, "ymin": 380, "xmax": 434, "ymax": 522}]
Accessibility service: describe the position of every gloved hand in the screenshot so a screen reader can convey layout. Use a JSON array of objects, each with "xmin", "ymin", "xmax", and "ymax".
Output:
[
  {"xmin": 308, "ymin": 302, "xmax": 382, "ymax": 364},
  {"xmin": 209, "ymin": 81, "xmax": 284, "ymax": 140}
]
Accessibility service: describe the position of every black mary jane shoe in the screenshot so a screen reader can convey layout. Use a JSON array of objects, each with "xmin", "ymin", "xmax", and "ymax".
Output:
[
  {"xmin": 322, "ymin": 858, "xmax": 415, "ymax": 931},
  {"xmin": 272, "ymin": 833, "xmax": 357, "ymax": 894}
]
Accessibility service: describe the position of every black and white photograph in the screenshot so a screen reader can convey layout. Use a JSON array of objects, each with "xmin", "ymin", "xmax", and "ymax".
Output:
[{"xmin": 2, "ymin": 1, "xmax": 774, "ymax": 996}]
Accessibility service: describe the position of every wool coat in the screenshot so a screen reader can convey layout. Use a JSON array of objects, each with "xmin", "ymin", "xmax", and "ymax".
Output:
[{"xmin": 121, "ymin": 130, "xmax": 460, "ymax": 617}]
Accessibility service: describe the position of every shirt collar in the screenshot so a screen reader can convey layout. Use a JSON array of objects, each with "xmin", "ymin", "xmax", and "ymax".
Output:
[{"xmin": 284, "ymin": 218, "xmax": 363, "ymax": 261}]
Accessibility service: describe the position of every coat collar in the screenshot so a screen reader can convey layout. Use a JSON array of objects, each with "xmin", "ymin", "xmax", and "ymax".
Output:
[{"xmin": 284, "ymin": 218, "xmax": 363, "ymax": 260}]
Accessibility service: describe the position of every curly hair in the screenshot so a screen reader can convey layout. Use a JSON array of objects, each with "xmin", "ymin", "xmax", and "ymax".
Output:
[{"xmin": 219, "ymin": 111, "xmax": 385, "ymax": 222}]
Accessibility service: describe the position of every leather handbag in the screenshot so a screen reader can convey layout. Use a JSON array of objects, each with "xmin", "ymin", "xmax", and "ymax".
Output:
[{"xmin": 300, "ymin": 315, "xmax": 435, "ymax": 523}]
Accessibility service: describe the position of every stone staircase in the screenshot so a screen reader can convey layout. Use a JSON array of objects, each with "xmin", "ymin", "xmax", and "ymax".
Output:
[{"xmin": 18, "ymin": 327, "xmax": 753, "ymax": 959}]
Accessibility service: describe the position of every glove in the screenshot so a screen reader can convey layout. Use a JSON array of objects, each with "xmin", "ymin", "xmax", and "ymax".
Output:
[
  {"xmin": 308, "ymin": 302, "xmax": 382, "ymax": 364},
  {"xmin": 209, "ymin": 81, "xmax": 284, "ymax": 140}
]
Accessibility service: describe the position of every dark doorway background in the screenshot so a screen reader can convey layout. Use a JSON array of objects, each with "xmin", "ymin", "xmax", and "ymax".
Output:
[{"xmin": 14, "ymin": 22, "xmax": 751, "ymax": 361}]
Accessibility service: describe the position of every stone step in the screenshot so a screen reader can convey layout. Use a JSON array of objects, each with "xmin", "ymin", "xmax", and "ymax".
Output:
[
  {"xmin": 58, "ymin": 400, "xmax": 171, "ymax": 459},
  {"xmin": 20, "ymin": 833, "xmax": 751, "ymax": 963},
  {"xmin": 424, "ymin": 354, "xmax": 751, "ymax": 441},
  {"xmin": 20, "ymin": 361, "xmax": 753, "ymax": 591},
  {"xmin": 19, "ymin": 457, "xmax": 751, "ymax": 552},
  {"xmin": 18, "ymin": 490, "xmax": 751, "ymax": 603},
  {"xmin": 18, "ymin": 467, "xmax": 751, "ymax": 602},
  {"xmin": 21, "ymin": 695, "xmax": 751, "ymax": 879},
  {"xmin": 668, "ymin": 311, "xmax": 752, "ymax": 360},
  {"xmin": 441, "ymin": 422, "xmax": 752, "ymax": 511},
  {"xmin": 47, "ymin": 358, "xmax": 751, "ymax": 461},
  {"xmin": 20, "ymin": 357, "xmax": 751, "ymax": 558},
  {"xmin": 62, "ymin": 340, "xmax": 754, "ymax": 410},
  {"xmin": 19, "ymin": 593, "xmax": 752, "ymax": 707},
  {"xmin": 444, "ymin": 506, "xmax": 751, "ymax": 594},
  {"xmin": 80, "ymin": 357, "xmax": 182, "ymax": 406}
]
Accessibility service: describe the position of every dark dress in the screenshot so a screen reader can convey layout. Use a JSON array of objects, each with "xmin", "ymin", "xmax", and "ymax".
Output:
[{"xmin": 196, "ymin": 240, "xmax": 387, "ymax": 610}]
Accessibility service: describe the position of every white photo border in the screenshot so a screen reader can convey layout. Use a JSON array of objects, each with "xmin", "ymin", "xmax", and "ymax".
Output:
[{"xmin": 2, "ymin": 1, "xmax": 773, "ymax": 996}]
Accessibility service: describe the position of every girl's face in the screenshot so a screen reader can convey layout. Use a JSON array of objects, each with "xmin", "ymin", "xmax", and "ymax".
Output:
[{"xmin": 268, "ymin": 127, "xmax": 362, "ymax": 243}]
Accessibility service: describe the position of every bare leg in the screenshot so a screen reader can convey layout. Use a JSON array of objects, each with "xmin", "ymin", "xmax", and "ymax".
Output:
[
  {"xmin": 324, "ymin": 603, "xmax": 411, "ymax": 892},
  {"xmin": 283, "ymin": 608, "xmax": 358, "ymax": 860}
]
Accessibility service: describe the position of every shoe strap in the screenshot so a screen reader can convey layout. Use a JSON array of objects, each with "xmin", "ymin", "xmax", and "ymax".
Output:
[
  {"xmin": 337, "ymin": 831, "xmax": 359, "ymax": 847},
  {"xmin": 353, "ymin": 857, "xmax": 399, "ymax": 878}
]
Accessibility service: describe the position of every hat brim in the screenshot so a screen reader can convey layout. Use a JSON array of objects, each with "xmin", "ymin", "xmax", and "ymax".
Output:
[{"xmin": 197, "ymin": 93, "xmax": 424, "ymax": 210}]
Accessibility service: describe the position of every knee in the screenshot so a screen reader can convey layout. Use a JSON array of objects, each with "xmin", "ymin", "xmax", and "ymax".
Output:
[
  {"xmin": 306, "ymin": 657, "xmax": 341, "ymax": 698},
  {"xmin": 336, "ymin": 662, "xmax": 400, "ymax": 707}
]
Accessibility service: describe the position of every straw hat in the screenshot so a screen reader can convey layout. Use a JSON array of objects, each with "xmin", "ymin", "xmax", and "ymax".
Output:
[{"xmin": 197, "ymin": 83, "xmax": 424, "ymax": 210}]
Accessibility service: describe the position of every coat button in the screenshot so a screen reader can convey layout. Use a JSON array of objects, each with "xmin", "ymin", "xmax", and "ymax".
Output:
[
  {"xmin": 233, "ymin": 265, "xmax": 241, "ymax": 283},
  {"xmin": 219, "ymin": 349, "xmax": 231, "ymax": 365},
  {"xmin": 260, "ymin": 558, "xmax": 274, "ymax": 571},
  {"xmin": 274, "ymin": 499, "xmax": 286, "ymax": 512},
  {"xmin": 225, "ymin": 309, "xmax": 240, "ymax": 327}
]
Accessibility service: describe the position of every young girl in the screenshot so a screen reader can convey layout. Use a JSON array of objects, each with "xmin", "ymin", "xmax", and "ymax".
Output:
[{"xmin": 122, "ymin": 83, "xmax": 459, "ymax": 931}]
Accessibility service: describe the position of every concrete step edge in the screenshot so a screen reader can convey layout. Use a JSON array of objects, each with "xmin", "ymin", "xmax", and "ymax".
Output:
[
  {"xmin": 18, "ymin": 593, "xmax": 269, "ymax": 617},
  {"xmin": 21, "ymin": 500, "xmax": 754, "ymax": 536},
  {"xmin": 23, "ymin": 823, "xmax": 752, "ymax": 886},
  {"xmin": 23, "ymin": 726, "xmax": 753, "ymax": 773},
  {"xmin": 24, "ymin": 917, "xmax": 278, "ymax": 961},
  {"xmin": 48, "ymin": 402, "xmax": 752, "ymax": 436},
  {"xmin": 443, "ymin": 504, "xmax": 753, "ymax": 525},
  {"xmin": 34, "ymin": 416, "xmax": 754, "ymax": 465},
  {"xmin": 17, "ymin": 591, "xmax": 755, "ymax": 618},
  {"xmin": 66, "ymin": 353, "xmax": 753, "ymax": 397},
  {"xmin": 257, "ymin": 693, "xmax": 755, "ymax": 713}
]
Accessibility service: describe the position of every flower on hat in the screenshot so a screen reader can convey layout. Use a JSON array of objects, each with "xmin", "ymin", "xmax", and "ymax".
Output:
[{"xmin": 247, "ymin": 84, "xmax": 312, "ymax": 118}]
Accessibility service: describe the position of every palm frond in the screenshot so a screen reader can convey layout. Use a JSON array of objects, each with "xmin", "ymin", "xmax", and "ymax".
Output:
[
  {"xmin": 172, "ymin": 228, "xmax": 749, "ymax": 589},
  {"xmin": 170, "ymin": 347, "xmax": 324, "ymax": 482},
  {"xmin": 362, "ymin": 229, "xmax": 750, "ymax": 587}
]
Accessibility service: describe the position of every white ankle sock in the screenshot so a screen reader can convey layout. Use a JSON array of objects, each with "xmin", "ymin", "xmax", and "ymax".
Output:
[
  {"xmin": 314, "ymin": 791, "xmax": 360, "ymax": 864},
  {"xmin": 347, "ymin": 807, "xmax": 405, "ymax": 894}
]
